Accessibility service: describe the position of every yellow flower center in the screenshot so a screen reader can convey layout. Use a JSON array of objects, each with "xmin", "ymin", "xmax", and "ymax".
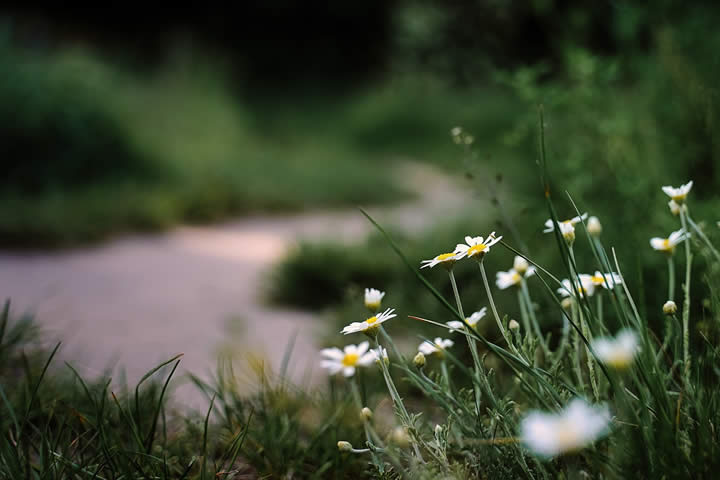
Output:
[
  {"xmin": 604, "ymin": 353, "xmax": 631, "ymax": 369},
  {"xmin": 467, "ymin": 244, "xmax": 487, "ymax": 256},
  {"xmin": 591, "ymin": 275, "xmax": 604, "ymax": 285},
  {"xmin": 511, "ymin": 272, "xmax": 522, "ymax": 284},
  {"xmin": 661, "ymin": 238, "xmax": 672, "ymax": 250},
  {"xmin": 436, "ymin": 253, "xmax": 456, "ymax": 262},
  {"xmin": 672, "ymin": 193, "xmax": 686, "ymax": 202},
  {"xmin": 342, "ymin": 353, "xmax": 359, "ymax": 367},
  {"xmin": 366, "ymin": 316, "xmax": 378, "ymax": 325}
]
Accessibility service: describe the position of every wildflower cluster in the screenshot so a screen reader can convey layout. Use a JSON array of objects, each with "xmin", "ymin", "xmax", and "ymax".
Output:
[{"xmin": 320, "ymin": 176, "xmax": 717, "ymax": 478}]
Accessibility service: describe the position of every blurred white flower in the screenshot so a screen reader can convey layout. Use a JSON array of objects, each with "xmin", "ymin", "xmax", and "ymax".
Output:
[
  {"xmin": 587, "ymin": 216, "xmax": 602, "ymax": 236},
  {"xmin": 591, "ymin": 329, "xmax": 639, "ymax": 370},
  {"xmin": 588, "ymin": 271, "xmax": 622, "ymax": 290},
  {"xmin": 662, "ymin": 180, "xmax": 693, "ymax": 203},
  {"xmin": 320, "ymin": 341, "xmax": 376, "ymax": 377},
  {"xmin": 520, "ymin": 399, "xmax": 611, "ymax": 458},
  {"xmin": 513, "ymin": 255, "xmax": 530, "ymax": 274},
  {"xmin": 543, "ymin": 213, "xmax": 588, "ymax": 233},
  {"xmin": 509, "ymin": 319, "xmax": 520, "ymax": 330},
  {"xmin": 557, "ymin": 276, "xmax": 596, "ymax": 298},
  {"xmin": 364, "ymin": 288, "xmax": 385, "ymax": 311},
  {"xmin": 650, "ymin": 229, "xmax": 689, "ymax": 254},
  {"xmin": 420, "ymin": 251, "xmax": 462, "ymax": 269},
  {"xmin": 454, "ymin": 232, "xmax": 503, "ymax": 260},
  {"xmin": 668, "ymin": 200, "xmax": 686, "ymax": 216},
  {"xmin": 446, "ymin": 307, "xmax": 487, "ymax": 331},
  {"xmin": 341, "ymin": 308, "xmax": 396, "ymax": 335},
  {"xmin": 418, "ymin": 337, "xmax": 454, "ymax": 356},
  {"xmin": 496, "ymin": 265, "xmax": 535, "ymax": 290}
]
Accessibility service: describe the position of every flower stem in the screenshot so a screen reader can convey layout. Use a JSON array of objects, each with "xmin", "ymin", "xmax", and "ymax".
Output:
[
  {"xmin": 679, "ymin": 209, "xmax": 693, "ymax": 383},
  {"xmin": 448, "ymin": 270, "xmax": 482, "ymax": 415},
  {"xmin": 686, "ymin": 214, "xmax": 720, "ymax": 263},
  {"xmin": 667, "ymin": 255, "xmax": 675, "ymax": 301},
  {"xmin": 478, "ymin": 261, "xmax": 511, "ymax": 347},
  {"xmin": 520, "ymin": 278, "xmax": 550, "ymax": 358},
  {"xmin": 374, "ymin": 336, "xmax": 425, "ymax": 462}
]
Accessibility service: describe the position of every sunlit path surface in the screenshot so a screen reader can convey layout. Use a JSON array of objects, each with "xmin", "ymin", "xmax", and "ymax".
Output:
[{"xmin": 0, "ymin": 162, "xmax": 475, "ymax": 409}]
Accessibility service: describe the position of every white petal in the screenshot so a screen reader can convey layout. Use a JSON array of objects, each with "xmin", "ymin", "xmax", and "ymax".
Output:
[
  {"xmin": 342, "ymin": 366, "xmax": 356, "ymax": 377},
  {"xmin": 320, "ymin": 348, "xmax": 344, "ymax": 360}
]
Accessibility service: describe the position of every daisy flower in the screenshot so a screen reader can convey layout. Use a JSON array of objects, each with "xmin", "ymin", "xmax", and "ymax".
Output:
[
  {"xmin": 446, "ymin": 307, "xmax": 487, "ymax": 331},
  {"xmin": 341, "ymin": 308, "xmax": 396, "ymax": 335},
  {"xmin": 650, "ymin": 229, "xmax": 689, "ymax": 254},
  {"xmin": 520, "ymin": 399, "xmax": 611, "ymax": 458},
  {"xmin": 557, "ymin": 276, "xmax": 596, "ymax": 298},
  {"xmin": 320, "ymin": 341, "xmax": 376, "ymax": 377},
  {"xmin": 364, "ymin": 288, "xmax": 385, "ymax": 311},
  {"xmin": 418, "ymin": 337, "xmax": 454, "ymax": 356},
  {"xmin": 454, "ymin": 232, "xmax": 503, "ymax": 260},
  {"xmin": 591, "ymin": 329, "xmax": 639, "ymax": 370},
  {"xmin": 661, "ymin": 180, "xmax": 693, "ymax": 204},
  {"xmin": 420, "ymin": 251, "xmax": 462, "ymax": 269},
  {"xmin": 587, "ymin": 271, "xmax": 622, "ymax": 290},
  {"xmin": 543, "ymin": 213, "xmax": 588, "ymax": 234},
  {"xmin": 496, "ymin": 265, "xmax": 535, "ymax": 290}
]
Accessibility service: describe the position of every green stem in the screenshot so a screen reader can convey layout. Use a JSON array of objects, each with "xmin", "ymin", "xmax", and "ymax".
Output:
[
  {"xmin": 687, "ymin": 214, "xmax": 720, "ymax": 263},
  {"xmin": 478, "ymin": 261, "xmax": 512, "ymax": 348},
  {"xmin": 571, "ymin": 301, "xmax": 586, "ymax": 394},
  {"xmin": 448, "ymin": 270, "xmax": 482, "ymax": 415},
  {"xmin": 667, "ymin": 255, "xmax": 675, "ymax": 301},
  {"xmin": 520, "ymin": 278, "xmax": 550, "ymax": 358},
  {"xmin": 440, "ymin": 360, "xmax": 452, "ymax": 391},
  {"xmin": 679, "ymin": 209, "xmax": 693, "ymax": 383},
  {"xmin": 374, "ymin": 336, "xmax": 425, "ymax": 462},
  {"xmin": 580, "ymin": 308, "xmax": 600, "ymax": 401}
]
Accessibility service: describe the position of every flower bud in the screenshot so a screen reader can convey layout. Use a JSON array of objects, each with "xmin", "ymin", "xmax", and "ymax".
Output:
[
  {"xmin": 390, "ymin": 427, "xmax": 410, "ymax": 448},
  {"xmin": 361, "ymin": 407, "xmax": 373, "ymax": 421},
  {"xmin": 509, "ymin": 319, "xmax": 520, "ymax": 330},
  {"xmin": 337, "ymin": 441, "xmax": 353, "ymax": 452},
  {"xmin": 413, "ymin": 351, "xmax": 426, "ymax": 368},
  {"xmin": 434, "ymin": 424, "xmax": 443, "ymax": 436},
  {"xmin": 663, "ymin": 300, "xmax": 677, "ymax": 315},
  {"xmin": 561, "ymin": 297, "xmax": 573, "ymax": 310},
  {"xmin": 587, "ymin": 216, "xmax": 602, "ymax": 236}
]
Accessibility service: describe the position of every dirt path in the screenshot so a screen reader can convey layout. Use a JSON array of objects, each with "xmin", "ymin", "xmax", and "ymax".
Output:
[{"xmin": 0, "ymin": 162, "xmax": 476, "ymax": 408}]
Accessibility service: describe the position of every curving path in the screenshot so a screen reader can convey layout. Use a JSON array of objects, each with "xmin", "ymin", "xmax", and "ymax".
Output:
[{"xmin": 0, "ymin": 162, "xmax": 477, "ymax": 409}]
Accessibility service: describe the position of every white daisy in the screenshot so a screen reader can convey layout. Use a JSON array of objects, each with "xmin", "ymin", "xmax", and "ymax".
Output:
[
  {"xmin": 661, "ymin": 180, "xmax": 693, "ymax": 203},
  {"xmin": 496, "ymin": 265, "xmax": 535, "ymax": 290},
  {"xmin": 557, "ymin": 276, "xmax": 596, "ymax": 298},
  {"xmin": 520, "ymin": 399, "xmax": 611, "ymax": 458},
  {"xmin": 364, "ymin": 288, "xmax": 385, "ymax": 311},
  {"xmin": 446, "ymin": 307, "xmax": 487, "ymax": 331},
  {"xmin": 320, "ymin": 341, "xmax": 376, "ymax": 377},
  {"xmin": 650, "ymin": 229, "xmax": 689, "ymax": 254},
  {"xmin": 418, "ymin": 337, "xmax": 454, "ymax": 356},
  {"xmin": 454, "ymin": 232, "xmax": 503, "ymax": 260},
  {"xmin": 587, "ymin": 271, "xmax": 622, "ymax": 290},
  {"xmin": 543, "ymin": 213, "xmax": 588, "ymax": 233},
  {"xmin": 341, "ymin": 308, "xmax": 397, "ymax": 335},
  {"xmin": 420, "ymin": 251, "xmax": 462, "ymax": 269},
  {"xmin": 591, "ymin": 329, "xmax": 639, "ymax": 370}
]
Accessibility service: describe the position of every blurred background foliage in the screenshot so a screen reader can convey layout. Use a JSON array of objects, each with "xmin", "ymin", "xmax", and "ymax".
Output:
[{"xmin": 1, "ymin": 2, "xmax": 719, "ymax": 267}]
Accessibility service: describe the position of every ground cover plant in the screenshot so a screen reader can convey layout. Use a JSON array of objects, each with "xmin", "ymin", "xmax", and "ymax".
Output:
[{"xmin": 3, "ymin": 115, "xmax": 719, "ymax": 477}]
